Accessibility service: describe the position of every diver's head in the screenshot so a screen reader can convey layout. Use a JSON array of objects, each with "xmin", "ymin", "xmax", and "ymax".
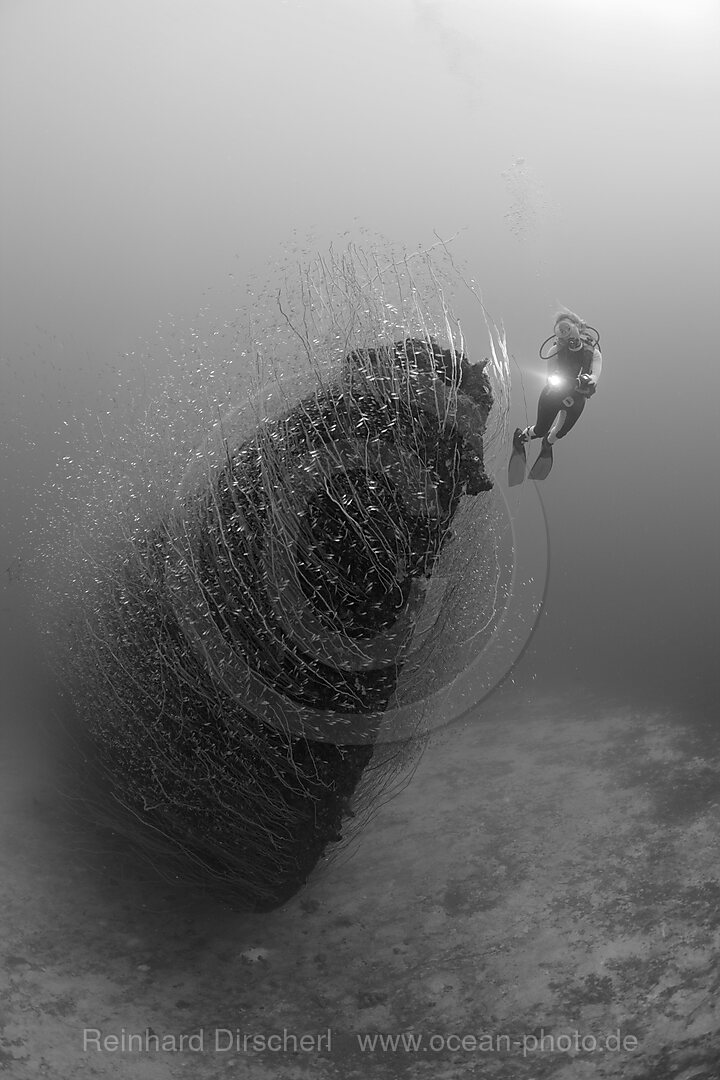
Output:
[{"xmin": 555, "ymin": 317, "xmax": 582, "ymax": 351}]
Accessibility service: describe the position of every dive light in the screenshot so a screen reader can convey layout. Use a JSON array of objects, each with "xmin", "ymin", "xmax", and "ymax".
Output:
[{"xmin": 547, "ymin": 372, "xmax": 595, "ymax": 403}]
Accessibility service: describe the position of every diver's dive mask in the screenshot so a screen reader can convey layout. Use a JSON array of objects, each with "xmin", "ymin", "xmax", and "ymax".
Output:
[{"xmin": 555, "ymin": 320, "xmax": 583, "ymax": 351}]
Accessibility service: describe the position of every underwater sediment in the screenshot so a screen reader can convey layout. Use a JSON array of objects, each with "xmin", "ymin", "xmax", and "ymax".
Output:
[{"xmin": 43, "ymin": 247, "xmax": 508, "ymax": 911}]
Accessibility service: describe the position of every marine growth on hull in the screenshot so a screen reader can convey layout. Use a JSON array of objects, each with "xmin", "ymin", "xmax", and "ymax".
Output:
[{"xmin": 41, "ymin": 246, "xmax": 510, "ymax": 911}]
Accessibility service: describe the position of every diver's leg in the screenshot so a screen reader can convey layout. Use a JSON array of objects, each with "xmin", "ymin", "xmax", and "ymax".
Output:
[
  {"xmin": 547, "ymin": 409, "xmax": 566, "ymax": 444},
  {"xmin": 554, "ymin": 396, "xmax": 586, "ymax": 439},
  {"xmin": 528, "ymin": 391, "xmax": 568, "ymax": 479},
  {"xmin": 522, "ymin": 388, "xmax": 561, "ymax": 441},
  {"xmin": 531, "ymin": 396, "xmax": 585, "ymax": 480}
]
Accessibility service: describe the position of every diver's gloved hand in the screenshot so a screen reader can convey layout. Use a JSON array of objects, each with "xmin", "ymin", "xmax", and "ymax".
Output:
[{"xmin": 577, "ymin": 373, "xmax": 597, "ymax": 396}]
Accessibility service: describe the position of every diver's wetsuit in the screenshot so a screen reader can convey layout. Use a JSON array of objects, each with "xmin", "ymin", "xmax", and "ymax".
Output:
[{"xmin": 533, "ymin": 340, "xmax": 595, "ymax": 439}]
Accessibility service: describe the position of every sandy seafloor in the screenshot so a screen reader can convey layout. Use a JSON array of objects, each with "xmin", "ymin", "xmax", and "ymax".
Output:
[{"xmin": 2, "ymin": 670, "xmax": 718, "ymax": 1080}]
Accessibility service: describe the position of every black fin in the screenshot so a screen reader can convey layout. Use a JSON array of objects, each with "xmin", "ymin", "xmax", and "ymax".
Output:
[
  {"xmin": 529, "ymin": 440, "xmax": 554, "ymax": 481},
  {"xmin": 508, "ymin": 428, "xmax": 527, "ymax": 487}
]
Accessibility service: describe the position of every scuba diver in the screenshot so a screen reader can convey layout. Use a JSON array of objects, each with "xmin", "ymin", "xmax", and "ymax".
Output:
[{"xmin": 509, "ymin": 310, "xmax": 602, "ymax": 484}]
